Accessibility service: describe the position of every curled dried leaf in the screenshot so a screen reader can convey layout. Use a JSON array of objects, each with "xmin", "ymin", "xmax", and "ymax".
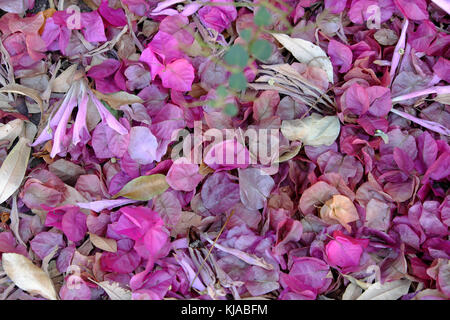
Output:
[
  {"xmin": 0, "ymin": 84, "xmax": 44, "ymax": 119},
  {"xmin": 272, "ymin": 33, "xmax": 334, "ymax": 83},
  {"xmin": 320, "ymin": 195, "xmax": 360, "ymax": 232}
]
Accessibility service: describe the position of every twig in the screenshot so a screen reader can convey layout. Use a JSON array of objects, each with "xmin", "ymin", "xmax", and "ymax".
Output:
[{"xmin": 189, "ymin": 209, "xmax": 235, "ymax": 290}]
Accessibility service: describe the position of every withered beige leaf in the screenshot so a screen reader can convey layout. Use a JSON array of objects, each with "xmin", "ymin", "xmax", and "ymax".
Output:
[
  {"xmin": 434, "ymin": 94, "xmax": 450, "ymax": 105},
  {"xmin": 281, "ymin": 113, "xmax": 340, "ymax": 146},
  {"xmin": 89, "ymin": 279, "xmax": 132, "ymax": 300},
  {"xmin": 342, "ymin": 283, "xmax": 363, "ymax": 300},
  {"xmin": 93, "ymin": 90, "xmax": 143, "ymax": 110},
  {"xmin": 51, "ymin": 64, "xmax": 78, "ymax": 93},
  {"xmin": 374, "ymin": 29, "xmax": 399, "ymax": 46},
  {"xmin": 2, "ymin": 253, "xmax": 58, "ymax": 300},
  {"xmin": 320, "ymin": 195, "xmax": 360, "ymax": 232},
  {"xmin": 113, "ymin": 174, "xmax": 169, "ymax": 201},
  {"xmin": 10, "ymin": 195, "xmax": 25, "ymax": 246},
  {"xmin": 276, "ymin": 142, "xmax": 302, "ymax": 163},
  {"xmin": 0, "ymin": 84, "xmax": 44, "ymax": 116},
  {"xmin": 272, "ymin": 33, "xmax": 334, "ymax": 83},
  {"xmin": 89, "ymin": 233, "xmax": 117, "ymax": 253},
  {"xmin": 0, "ymin": 137, "xmax": 31, "ymax": 204},
  {"xmin": 357, "ymin": 279, "xmax": 411, "ymax": 300},
  {"xmin": 0, "ymin": 119, "xmax": 24, "ymax": 147}
]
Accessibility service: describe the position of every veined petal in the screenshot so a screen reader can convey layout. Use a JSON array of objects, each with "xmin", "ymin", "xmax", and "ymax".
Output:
[
  {"xmin": 88, "ymin": 91, "xmax": 128, "ymax": 135},
  {"xmin": 50, "ymin": 96, "xmax": 77, "ymax": 158},
  {"xmin": 72, "ymin": 88, "xmax": 90, "ymax": 146},
  {"xmin": 49, "ymin": 84, "xmax": 76, "ymax": 132},
  {"xmin": 31, "ymin": 122, "xmax": 53, "ymax": 147}
]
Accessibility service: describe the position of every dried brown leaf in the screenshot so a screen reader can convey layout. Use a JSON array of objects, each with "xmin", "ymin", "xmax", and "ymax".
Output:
[{"xmin": 89, "ymin": 233, "xmax": 118, "ymax": 253}]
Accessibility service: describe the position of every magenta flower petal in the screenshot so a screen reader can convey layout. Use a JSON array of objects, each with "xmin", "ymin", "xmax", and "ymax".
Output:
[
  {"xmin": 72, "ymin": 89, "xmax": 90, "ymax": 146},
  {"xmin": 88, "ymin": 90, "xmax": 128, "ymax": 135},
  {"xmin": 50, "ymin": 96, "xmax": 77, "ymax": 158},
  {"xmin": 158, "ymin": 59, "xmax": 195, "ymax": 91}
]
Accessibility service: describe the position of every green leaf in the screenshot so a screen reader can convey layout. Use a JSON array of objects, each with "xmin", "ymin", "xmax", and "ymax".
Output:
[
  {"xmin": 112, "ymin": 174, "xmax": 169, "ymax": 201},
  {"xmin": 240, "ymin": 29, "xmax": 252, "ymax": 42},
  {"xmin": 229, "ymin": 72, "xmax": 248, "ymax": 91},
  {"xmin": 254, "ymin": 6, "xmax": 271, "ymax": 27},
  {"xmin": 208, "ymin": 99, "xmax": 218, "ymax": 108},
  {"xmin": 102, "ymin": 101, "xmax": 120, "ymax": 120},
  {"xmin": 216, "ymin": 85, "xmax": 228, "ymax": 98},
  {"xmin": 250, "ymin": 39, "xmax": 272, "ymax": 61},
  {"xmin": 224, "ymin": 44, "xmax": 249, "ymax": 68},
  {"xmin": 224, "ymin": 103, "xmax": 238, "ymax": 116}
]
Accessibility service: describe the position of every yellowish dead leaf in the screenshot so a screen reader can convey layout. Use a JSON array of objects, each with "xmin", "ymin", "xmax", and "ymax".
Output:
[
  {"xmin": 51, "ymin": 64, "xmax": 78, "ymax": 93},
  {"xmin": 93, "ymin": 90, "xmax": 143, "ymax": 110},
  {"xmin": 113, "ymin": 174, "xmax": 169, "ymax": 201},
  {"xmin": 2, "ymin": 253, "xmax": 58, "ymax": 300},
  {"xmin": 281, "ymin": 113, "xmax": 340, "ymax": 146},
  {"xmin": 320, "ymin": 195, "xmax": 359, "ymax": 232}
]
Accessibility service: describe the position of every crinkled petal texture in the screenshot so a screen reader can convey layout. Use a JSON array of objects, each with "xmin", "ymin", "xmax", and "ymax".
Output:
[
  {"xmin": 342, "ymin": 83, "xmax": 370, "ymax": 116},
  {"xmin": 98, "ymin": 0, "xmax": 127, "ymax": 27},
  {"xmin": 127, "ymin": 126, "xmax": 158, "ymax": 165},
  {"xmin": 80, "ymin": 11, "xmax": 107, "ymax": 42},
  {"xmin": 159, "ymin": 59, "xmax": 195, "ymax": 91},
  {"xmin": 239, "ymin": 168, "xmax": 275, "ymax": 210},
  {"xmin": 198, "ymin": 0, "xmax": 237, "ymax": 32},
  {"xmin": 394, "ymin": 0, "xmax": 428, "ymax": 20},
  {"xmin": 280, "ymin": 257, "xmax": 332, "ymax": 299},
  {"xmin": 44, "ymin": 206, "xmax": 87, "ymax": 242},
  {"xmin": 204, "ymin": 139, "xmax": 251, "ymax": 171},
  {"xmin": 166, "ymin": 157, "xmax": 203, "ymax": 192},
  {"xmin": 113, "ymin": 206, "xmax": 169, "ymax": 261},
  {"xmin": 328, "ymin": 40, "xmax": 352, "ymax": 73},
  {"xmin": 201, "ymin": 172, "xmax": 241, "ymax": 215}
]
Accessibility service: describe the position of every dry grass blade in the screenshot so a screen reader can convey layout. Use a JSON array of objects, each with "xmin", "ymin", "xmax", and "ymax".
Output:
[
  {"xmin": 250, "ymin": 64, "xmax": 336, "ymax": 114},
  {"xmin": 189, "ymin": 209, "xmax": 236, "ymax": 290}
]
